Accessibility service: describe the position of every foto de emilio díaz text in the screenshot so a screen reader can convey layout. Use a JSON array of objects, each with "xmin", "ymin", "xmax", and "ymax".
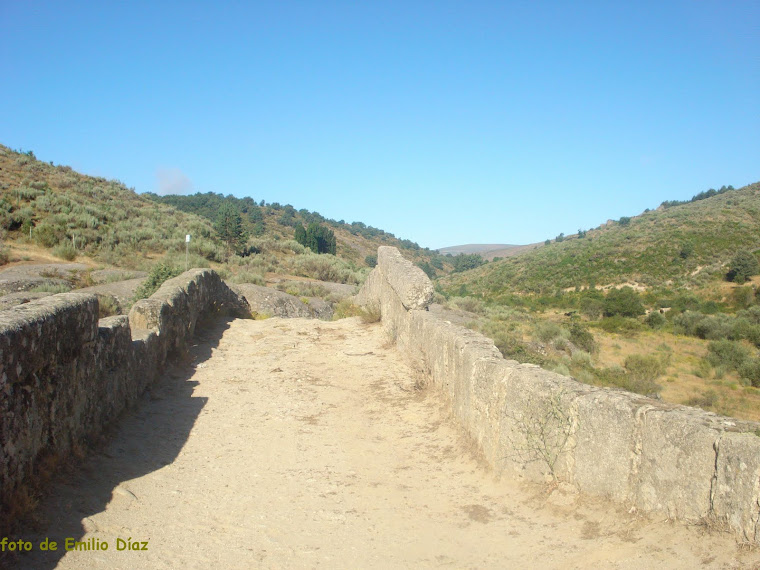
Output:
[{"xmin": 1, "ymin": 536, "xmax": 148, "ymax": 552}]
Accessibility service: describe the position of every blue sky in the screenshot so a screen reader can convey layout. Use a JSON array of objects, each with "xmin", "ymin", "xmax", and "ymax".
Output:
[{"xmin": 1, "ymin": 1, "xmax": 758, "ymax": 250}]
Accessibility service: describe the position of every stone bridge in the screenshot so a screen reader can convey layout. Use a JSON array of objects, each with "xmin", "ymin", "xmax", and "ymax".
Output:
[{"xmin": 2, "ymin": 248, "xmax": 759, "ymax": 568}]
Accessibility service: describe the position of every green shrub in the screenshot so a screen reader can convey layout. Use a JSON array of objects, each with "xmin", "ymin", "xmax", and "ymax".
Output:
[
  {"xmin": 481, "ymin": 322, "xmax": 546, "ymax": 366},
  {"xmin": 738, "ymin": 359, "xmax": 760, "ymax": 387},
  {"xmin": 332, "ymin": 298, "xmax": 364, "ymax": 319},
  {"xmin": 52, "ymin": 242, "xmax": 77, "ymax": 261},
  {"xmin": 731, "ymin": 318, "xmax": 760, "ymax": 347},
  {"xmin": 417, "ymin": 261, "xmax": 436, "ymax": 278},
  {"xmin": 686, "ymin": 389, "xmax": 719, "ymax": 409},
  {"xmin": 534, "ymin": 321, "xmax": 565, "ymax": 343},
  {"xmin": 550, "ymin": 363, "xmax": 571, "ymax": 376},
  {"xmin": 625, "ymin": 354, "xmax": 666, "ymax": 383},
  {"xmin": 293, "ymin": 254, "xmax": 361, "ymax": 284},
  {"xmin": 34, "ymin": 222, "xmax": 64, "ymax": 247},
  {"xmin": 731, "ymin": 286, "xmax": 755, "ymax": 309},
  {"xmin": 738, "ymin": 306, "xmax": 760, "ymax": 325},
  {"xmin": 727, "ymin": 249, "xmax": 759, "ymax": 283},
  {"xmin": 365, "ymin": 254, "xmax": 377, "ymax": 268},
  {"xmin": 98, "ymin": 295, "xmax": 121, "ymax": 318},
  {"xmin": 694, "ymin": 314, "xmax": 734, "ymax": 340},
  {"xmin": 670, "ymin": 293, "xmax": 702, "ymax": 312},
  {"xmin": 571, "ymin": 350, "xmax": 593, "ymax": 367},
  {"xmin": 603, "ymin": 287, "xmax": 645, "ymax": 318},
  {"xmin": 569, "ymin": 322, "xmax": 598, "ymax": 353},
  {"xmin": 592, "ymin": 357, "xmax": 664, "ymax": 396},
  {"xmin": 579, "ymin": 296, "xmax": 604, "ymax": 320},
  {"xmin": 451, "ymin": 253, "xmax": 485, "ymax": 273},
  {"xmin": 597, "ymin": 316, "xmax": 643, "ymax": 334},
  {"xmin": 706, "ymin": 340, "xmax": 751, "ymax": 371},
  {"xmin": 134, "ymin": 262, "xmax": 182, "ymax": 300},
  {"xmin": 672, "ymin": 310, "xmax": 704, "ymax": 336},
  {"xmin": 645, "ymin": 311, "xmax": 667, "ymax": 329}
]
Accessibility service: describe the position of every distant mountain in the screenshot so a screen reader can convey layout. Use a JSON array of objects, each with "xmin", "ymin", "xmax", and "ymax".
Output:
[
  {"xmin": 440, "ymin": 182, "xmax": 760, "ymax": 296},
  {"xmin": 438, "ymin": 244, "xmax": 515, "ymax": 255},
  {"xmin": 438, "ymin": 243, "xmax": 546, "ymax": 261}
]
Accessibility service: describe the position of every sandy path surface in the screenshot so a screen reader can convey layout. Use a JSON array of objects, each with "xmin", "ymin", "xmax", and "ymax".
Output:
[{"xmin": 9, "ymin": 317, "xmax": 759, "ymax": 569}]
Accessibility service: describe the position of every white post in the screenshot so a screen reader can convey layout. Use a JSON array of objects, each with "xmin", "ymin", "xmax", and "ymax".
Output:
[{"xmin": 185, "ymin": 234, "xmax": 191, "ymax": 272}]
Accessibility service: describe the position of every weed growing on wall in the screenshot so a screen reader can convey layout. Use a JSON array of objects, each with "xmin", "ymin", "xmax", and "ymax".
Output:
[{"xmin": 503, "ymin": 388, "xmax": 576, "ymax": 481}]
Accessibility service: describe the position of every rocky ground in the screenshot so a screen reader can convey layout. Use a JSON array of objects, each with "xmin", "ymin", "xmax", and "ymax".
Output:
[
  {"xmin": 7, "ymin": 317, "xmax": 757, "ymax": 569},
  {"xmin": 0, "ymin": 263, "xmax": 90, "ymax": 294}
]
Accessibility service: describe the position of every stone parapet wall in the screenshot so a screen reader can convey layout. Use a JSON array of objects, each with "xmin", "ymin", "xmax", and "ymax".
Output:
[
  {"xmin": 0, "ymin": 269, "xmax": 248, "ymax": 527},
  {"xmin": 357, "ymin": 246, "xmax": 760, "ymax": 542}
]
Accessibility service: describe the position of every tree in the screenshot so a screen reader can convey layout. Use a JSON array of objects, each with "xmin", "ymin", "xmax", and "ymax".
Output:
[
  {"xmin": 215, "ymin": 203, "xmax": 247, "ymax": 256},
  {"xmin": 555, "ymin": 233, "xmax": 565, "ymax": 243},
  {"xmin": 603, "ymin": 287, "xmax": 645, "ymax": 318},
  {"xmin": 451, "ymin": 253, "xmax": 484, "ymax": 273},
  {"xmin": 417, "ymin": 261, "xmax": 436, "ymax": 278},
  {"xmin": 365, "ymin": 254, "xmax": 377, "ymax": 268},
  {"xmin": 727, "ymin": 250, "xmax": 760, "ymax": 284},
  {"xmin": 294, "ymin": 223, "xmax": 307, "ymax": 247},
  {"xmin": 302, "ymin": 222, "xmax": 337, "ymax": 254}
]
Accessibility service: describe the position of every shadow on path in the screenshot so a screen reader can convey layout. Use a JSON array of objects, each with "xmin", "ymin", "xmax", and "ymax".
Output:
[{"xmin": 3, "ymin": 317, "xmax": 234, "ymax": 569}]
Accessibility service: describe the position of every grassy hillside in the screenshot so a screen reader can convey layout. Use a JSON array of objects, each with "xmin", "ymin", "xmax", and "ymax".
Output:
[
  {"xmin": 435, "ymin": 182, "xmax": 760, "ymax": 422},
  {"xmin": 145, "ymin": 191, "xmax": 446, "ymax": 271},
  {"xmin": 0, "ymin": 145, "xmax": 222, "ymax": 267},
  {"xmin": 0, "ymin": 144, "xmax": 448, "ymax": 280},
  {"xmin": 442, "ymin": 182, "xmax": 760, "ymax": 297}
]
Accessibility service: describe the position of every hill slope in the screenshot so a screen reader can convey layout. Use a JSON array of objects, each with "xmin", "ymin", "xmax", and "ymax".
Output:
[
  {"xmin": 145, "ymin": 191, "xmax": 443, "ymax": 270},
  {"xmin": 0, "ymin": 144, "xmax": 445, "ymax": 276},
  {"xmin": 0, "ymin": 145, "xmax": 222, "ymax": 267},
  {"xmin": 442, "ymin": 182, "xmax": 760, "ymax": 296},
  {"xmin": 438, "ymin": 244, "xmax": 514, "ymax": 256}
]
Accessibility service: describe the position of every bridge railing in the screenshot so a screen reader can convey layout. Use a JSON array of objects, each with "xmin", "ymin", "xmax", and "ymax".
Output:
[{"xmin": 357, "ymin": 245, "xmax": 760, "ymax": 543}]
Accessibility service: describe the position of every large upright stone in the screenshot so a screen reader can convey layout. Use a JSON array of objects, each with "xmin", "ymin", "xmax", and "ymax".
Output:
[{"xmin": 377, "ymin": 246, "xmax": 434, "ymax": 310}]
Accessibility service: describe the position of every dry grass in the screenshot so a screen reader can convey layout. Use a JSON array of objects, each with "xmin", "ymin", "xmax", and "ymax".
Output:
[
  {"xmin": 594, "ymin": 329, "xmax": 760, "ymax": 421},
  {"xmin": 359, "ymin": 303, "xmax": 381, "ymax": 324}
]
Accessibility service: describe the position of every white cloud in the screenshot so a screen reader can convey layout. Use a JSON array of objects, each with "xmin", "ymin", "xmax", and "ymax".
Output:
[{"xmin": 156, "ymin": 167, "xmax": 194, "ymax": 195}]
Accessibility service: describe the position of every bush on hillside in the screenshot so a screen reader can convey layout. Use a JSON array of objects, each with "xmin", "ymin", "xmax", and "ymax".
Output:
[
  {"xmin": 534, "ymin": 321, "xmax": 566, "ymax": 344},
  {"xmin": 293, "ymin": 254, "xmax": 361, "ymax": 284},
  {"xmin": 134, "ymin": 262, "xmax": 183, "ymax": 300},
  {"xmin": 569, "ymin": 322, "xmax": 598, "ymax": 354},
  {"xmin": 603, "ymin": 287, "xmax": 645, "ymax": 318},
  {"xmin": 645, "ymin": 311, "xmax": 667, "ymax": 329},
  {"xmin": 738, "ymin": 359, "xmax": 760, "ymax": 387},
  {"xmin": 706, "ymin": 339, "xmax": 750, "ymax": 371},
  {"xmin": 451, "ymin": 253, "xmax": 485, "ymax": 273},
  {"xmin": 579, "ymin": 294, "xmax": 604, "ymax": 320},
  {"xmin": 294, "ymin": 222, "xmax": 337, "ymax": 255},
  {"xmin": 623, "ymin": 354, "xmax": 665, "ymax": 395},
  {"xmin": 52, "ymin": 242, "xmax": 77, "ymax": 261},
  {"xmin": 727, "ymin": 249, "xmax": 759, "ymax": 284}
]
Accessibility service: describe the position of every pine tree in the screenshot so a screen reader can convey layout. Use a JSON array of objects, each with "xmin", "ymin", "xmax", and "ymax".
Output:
[
  {"xmin": 727, "ymin": 250, "xmax": 760, "ymax": 284},
  {"xmin": 215, "ymin": 203, "xmax": 247, "ymax": 256},
  {"xmin": 294, "ymin": 223, "xmax": 307, "ymax": 247},
  {"xmin": 303, "ymin": 222, "xmax": 336, "ymax": 254}
]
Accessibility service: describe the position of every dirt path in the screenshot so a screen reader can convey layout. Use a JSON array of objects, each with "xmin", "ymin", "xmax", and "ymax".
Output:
[{"xmin": 10, "ymin": 318, "xmax": 759, "ymax": 569}]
